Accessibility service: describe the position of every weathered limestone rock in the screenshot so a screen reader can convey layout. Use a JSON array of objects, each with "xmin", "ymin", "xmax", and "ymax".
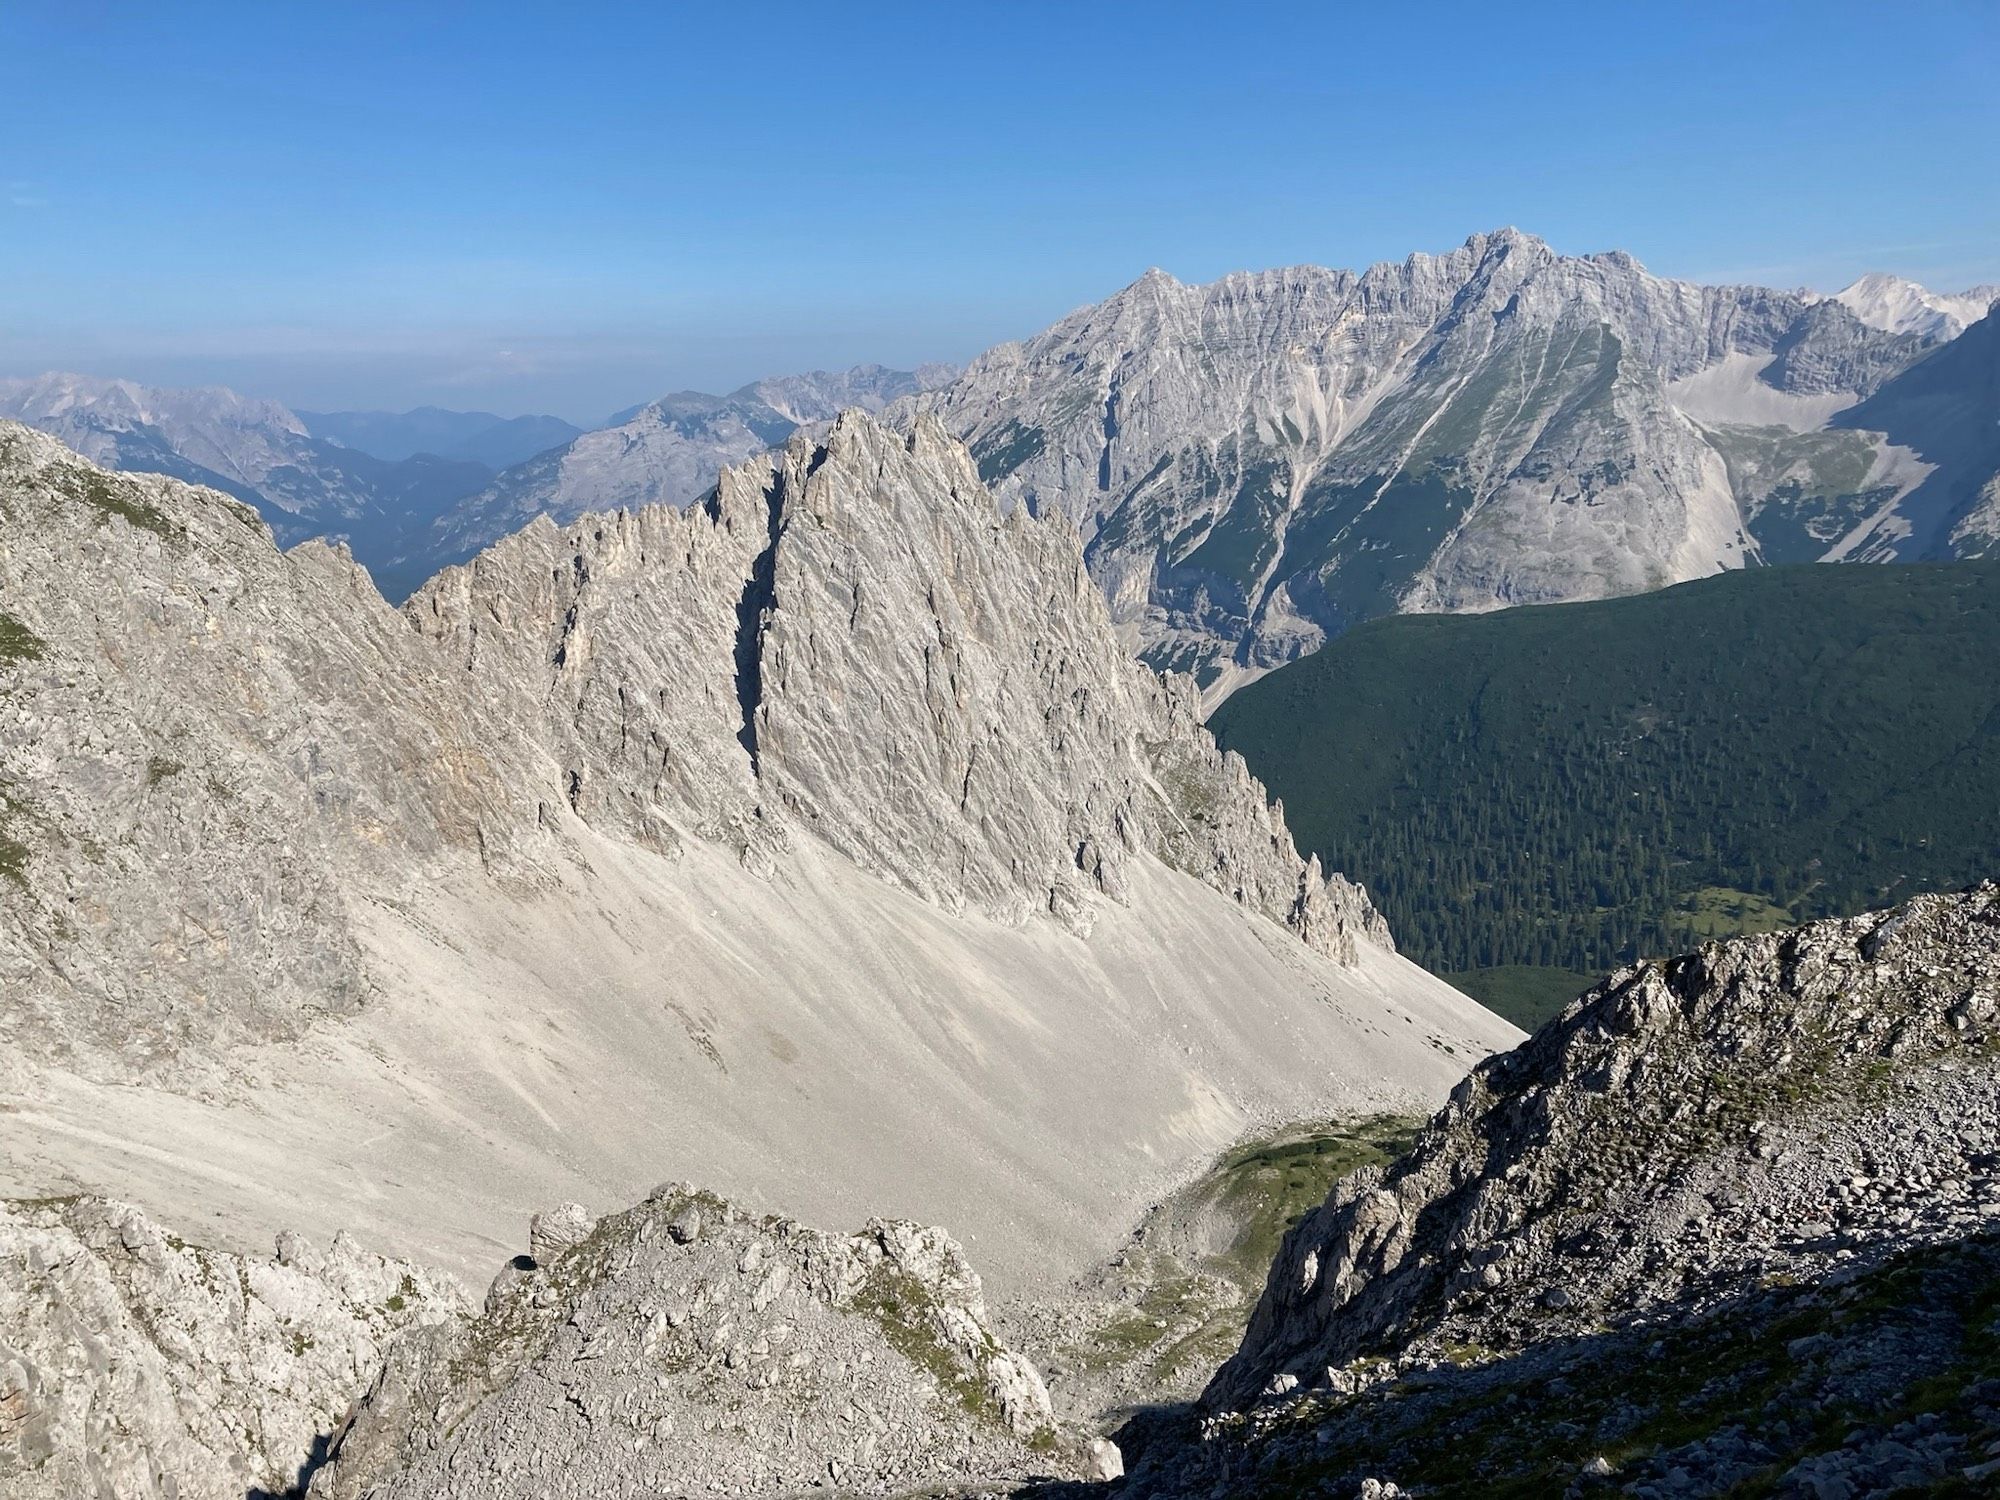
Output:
[
  {"xmin": 0, "ymin": 1196, "xmax": 466, "ymax": 1500},
  {"xmin": 409, "ymin": 408, "xmax": 1387, "ymax": 958},
  {"xmin": 1208, "ymin": 884, "xmax": 2000, "ymax": 1407},
  {"xmin": 312, "ymin": 1187, "xmax": 1064, "ymax": 1498}
]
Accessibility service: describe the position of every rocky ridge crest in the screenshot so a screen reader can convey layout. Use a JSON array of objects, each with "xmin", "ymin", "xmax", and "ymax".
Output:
[
  {"xmin": 899, "ymin": 230, "xmax": 1958, "ymax": 688},
  {"xmin": 408, "ymin": 408, "xmax": 1385, "ymax": 957},
  {"xmin": 312, "ymin": 1186, "xmax": 1064, "ymax": 1498},
  {"xmin": 1209, "ymin": 884, "xmax": 2000, "ymax": 1408}
]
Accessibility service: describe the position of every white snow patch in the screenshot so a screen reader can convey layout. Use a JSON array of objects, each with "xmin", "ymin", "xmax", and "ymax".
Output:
[{"xmin": 1830, "ymin": 273, "xmax": 1999, "ymax": 339}]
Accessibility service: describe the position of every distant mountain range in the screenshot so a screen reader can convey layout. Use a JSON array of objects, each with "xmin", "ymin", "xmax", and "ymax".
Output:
[
  {"xmin": 416, "ymin": 362, "xmax": 958, "ymax": 571},
  {"xmin": 0, "ymin": 364, "xmax": 955, "ymax": 601},
  {"xmin": 905, "ymin": 233, "xmax": 2000, "ymax": 693},
  {"xmin": 297, "ymin": 405, "xmax": 582, "ymax": 468},
  {"xmin": 0, "ymin": 373, "xmax": 494, "ymax": 601},
  {"xmin": 1832, "ymin": 270, "xmax": 2000, "ymax": 339},
  {"xmin": 6, "ymin": 237, "xmax": 1994, "ymax": 672}
]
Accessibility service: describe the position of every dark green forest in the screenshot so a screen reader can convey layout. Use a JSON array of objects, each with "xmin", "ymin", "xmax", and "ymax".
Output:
[{"xmin": 1210, "ymin": 562, "xmax": 2000, "ymax": 1023}]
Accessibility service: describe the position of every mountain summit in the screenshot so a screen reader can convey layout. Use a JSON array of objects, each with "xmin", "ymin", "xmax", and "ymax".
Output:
[
  {"xmin": 1831, "ymin": 271, "xmax": 2000, "ymax": 339},
  {"xmin": 900, "ymin": 230, "xmax": 1982, "ymax": 692}
]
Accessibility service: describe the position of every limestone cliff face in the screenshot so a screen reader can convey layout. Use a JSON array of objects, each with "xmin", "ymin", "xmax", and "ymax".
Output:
[
  {"xmin": 899, "ymin": 230, "xmax": 1946, "ymax": 688},
  {"xmin": 408, "ymin": 410, "xmax": 1386, "ymax": 957},
  {"xmin": 0, "ymin": 424, "xmax": 545, "ymax": 1084}
]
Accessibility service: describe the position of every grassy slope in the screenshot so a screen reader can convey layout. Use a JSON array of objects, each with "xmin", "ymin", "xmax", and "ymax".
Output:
[
  {"xmin": 1043, "ymin": 1116, "xmax": 1417, "ymax": 1409},
  {"xmin": 1211, "ymin": 561, "xmax": 2000, "ymax": 980}
]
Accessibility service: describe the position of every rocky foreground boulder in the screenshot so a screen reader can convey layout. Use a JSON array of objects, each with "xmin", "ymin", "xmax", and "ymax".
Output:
[
  {"xmin": 0, "ymin": 1197, "xmax": 466, "ymax": 1500},
  {"xmin": 311, "ymin": 1186, "xmax": 1065, "ymax": 1498},
  {"xmin": 1115, "ymin": 885, "xmax": 2000, "ymax": 1495},
  {"xmin": 0, "ymin": 1186, "xmax": 1069, "ymax": 1500}
]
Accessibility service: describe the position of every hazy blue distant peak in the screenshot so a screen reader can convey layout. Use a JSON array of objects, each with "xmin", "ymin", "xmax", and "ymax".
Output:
[
  {"xmin": 424, "ymin": 362, "xmax": 961, "ymax": 569},
  {"xmin": 298, "ymin": 407, "xmax": 582, "ymax": 468}
]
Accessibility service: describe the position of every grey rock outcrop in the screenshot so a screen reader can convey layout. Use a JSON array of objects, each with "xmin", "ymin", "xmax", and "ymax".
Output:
[
  {"xmin": 409, "ymin": 408, "xmax": 1386, "ymax": 957},
  {"xmin": 1207, "ymin": 884, "xmax": 2000, "ymax": 1408},
  {"xmin": 311, "ymin": 1186, "xmax": 1063, "ymax": 1498},
  {"xmin": 0, "ymin": 1196, "xmax": 466, "ymax": 1500},
  {"xmin": 0, "ymin": 422, "xmax": 545, "ymax": 1087},
  {"xmin": 899, "ymin": 230, "xmax": 1958, "ymax": 690}
]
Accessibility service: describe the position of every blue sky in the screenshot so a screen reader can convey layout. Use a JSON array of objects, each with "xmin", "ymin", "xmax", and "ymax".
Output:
[{"xmin": 3, "ymin": 0, "xmax": 1996, "ymax": 422}]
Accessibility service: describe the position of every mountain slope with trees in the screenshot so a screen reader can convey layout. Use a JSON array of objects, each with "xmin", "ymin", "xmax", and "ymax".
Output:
[{"xmin": 1210, "ymin": 561, "xmax": 2000, "ymax": 1020}]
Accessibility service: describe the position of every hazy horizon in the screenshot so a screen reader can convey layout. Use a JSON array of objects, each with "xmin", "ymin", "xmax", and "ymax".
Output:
[{"xmin": 5, "ymin": 0, "xmax": 1997, "ymax": 422}]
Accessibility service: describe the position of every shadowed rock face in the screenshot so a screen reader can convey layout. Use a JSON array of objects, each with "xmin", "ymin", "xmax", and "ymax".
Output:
[
  {"xmin": 1206, "ymin": 884, "xmax": 2000, "ymax": 1409},
  {"xmin": 898, "ymin": 230, "xmax": 1951, "ymax": 690},
  {"xmin": 312, "ymin": 1187, "xmax": 1064, "ymax": 1499}
]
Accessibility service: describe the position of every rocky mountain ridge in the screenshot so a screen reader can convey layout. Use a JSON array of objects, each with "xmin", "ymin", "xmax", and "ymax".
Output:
[
  {"xmin": 415, "ymin": 362, "xmax": 957, "ymax": 578},
  {"xmin": 899, "ymin": 230, "xmax": 1994, "ymax": 691},
  {"xmin": 17, "ymin": 241, "xmax": 1997, "ymax": 691},
  {"xmin": 0, "ymin": 414, "xmax": 1509, "ymax": 1326},
  {"xmin": 1831, "ymin": 271, "xmax": 2000, "ymax": 339},
  {"xmin": 409, "ymin": 409, "xmax": 1384, "ymax": 955},
  {"xmin": 1111, "ymin": 885, "xmax": 2000, "ymax": 1495}
]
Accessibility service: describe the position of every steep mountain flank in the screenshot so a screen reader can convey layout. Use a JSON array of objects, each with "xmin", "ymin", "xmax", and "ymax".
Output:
[
  {"xmin": 900, "ymin": 231, "xmax": 1955, "ymax": 690},
  {"xmin": 411, "ymin": 410, "xmax": 1383, "ymax": 955},
  {"xmin": 0, "ymin": 417, "xmax": 1512, "ymax": 1307},
  {"xmin": 1837, "ymin": 306, "xmax": 2000, "ymax": 560},
  {"xmin": 0, "ymin": 423, "xmax": 546, "ymax": 1085},
  {"xmin": 1119, "ymin": 888, "xmax": 2000, "ymax": 1495},
  {"xmin": 1209, "ymin": 559, "xmax": 2000, "ymax": 999},
  {"xmin": 1214, "ymin": 884, "xmax": 2000, "ymax": 1399}
]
